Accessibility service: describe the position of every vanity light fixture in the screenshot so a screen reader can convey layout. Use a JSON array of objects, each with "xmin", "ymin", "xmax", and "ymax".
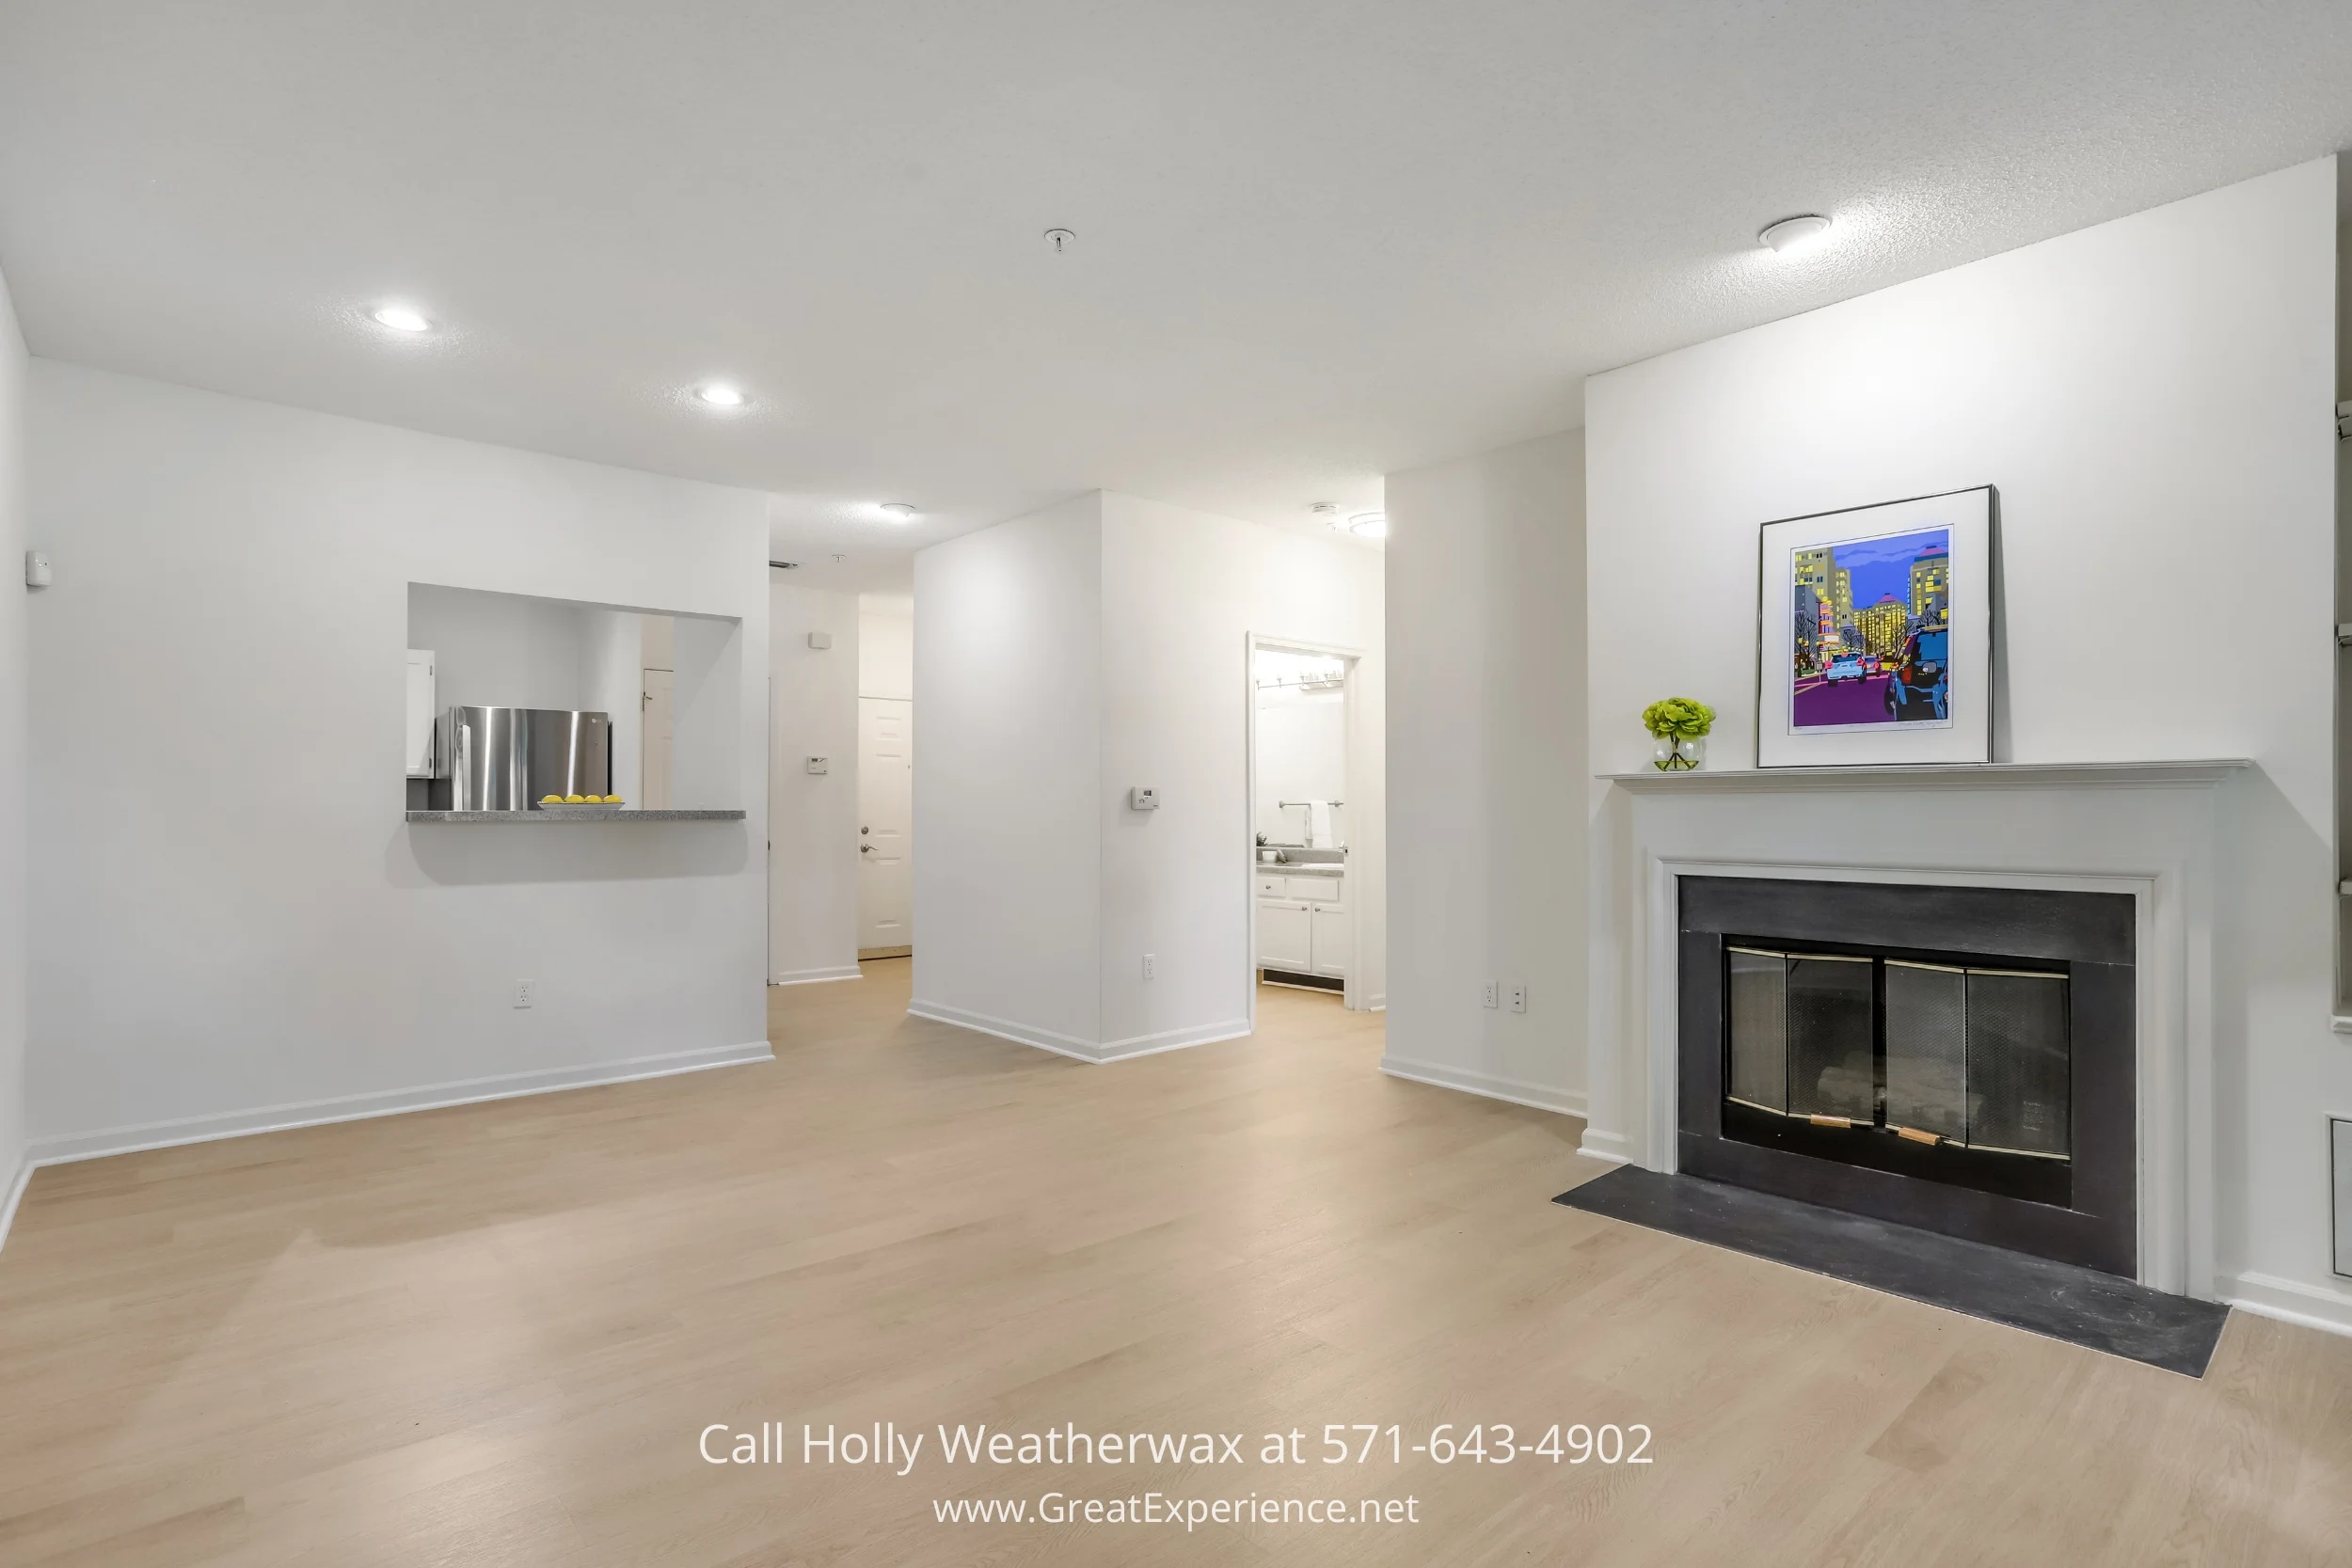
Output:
[
  {"xmin": 878, "ymin": 502, "xmax": 918, "ymax": 522},
  {"xmin": 1758, "ymin": 214, "xmax": 1833, "ymax": 255},
  {"xmin": 1347, "ymin": 511, "xmax": 1389, "ymax": 539},
  {"xmin": 694, "ymin": 383, "xmax": 748, "ymax": 408},
  {"xmin": 370, "ymin": 304, "xmax": 432, "ymax": 332}
]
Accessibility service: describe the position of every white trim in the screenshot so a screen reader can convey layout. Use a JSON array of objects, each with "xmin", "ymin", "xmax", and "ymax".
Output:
[
  {"xmin": 0, "ymin": 1155, "xmax": 32, "ymax": 1255},
  {"xmin": 1099, "ymin": 1019, "xmax": 1253, "ymax": 1061},
  {"xmin": 2218, "ymin": 1271, "xmax": 2352, "ymax": 1339},
  {"xmin": 770, "ymin": 965, "xmax": 863, "ymax": 986},
  {"xmin": 1363, "ymin": 993, "xmax": 1387, "ymax": 1012},
  {"xmin": 1603, "ymin": 759, "xmax": 2251, "ymax": 793},
  {"xmin": 907, "ymin": 1000, "xmax": 1102, "ymax": 1061},
  {"xmin": 1380, "ymin": 1055, "xmax": 1586, "ymax": 1117},
  {"xmin": 907, "ymin": 999, "xmax": 1249, "ymax": 1064},
  {"xmin": 1578, "ymin": 1129, "xmax": 1634, "ymax": 1164},
  {"xmin": 24, "ymin": 1040, "xmax": 775, "ymax": 1166}
]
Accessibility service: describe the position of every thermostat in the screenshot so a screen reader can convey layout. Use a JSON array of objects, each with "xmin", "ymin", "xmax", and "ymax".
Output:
[
  {"xmin": 1129, "ymin": 786, "xmax": 1158, "ymax": 810},
  {"xmin": 806, "ymin": 756, "xmax": 830, "ymax": 775}
]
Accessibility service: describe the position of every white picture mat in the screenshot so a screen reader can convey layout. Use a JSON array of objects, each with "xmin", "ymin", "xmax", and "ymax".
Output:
[{"xmin": 1757, "ymin": 488, "xmax": 1992, "ymax": 768}]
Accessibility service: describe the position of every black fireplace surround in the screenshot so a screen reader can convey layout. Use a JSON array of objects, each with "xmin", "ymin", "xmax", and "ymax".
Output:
[{"xmin": 1678, "ymin": 876, "xmax": 2136, "ymax": 1277}]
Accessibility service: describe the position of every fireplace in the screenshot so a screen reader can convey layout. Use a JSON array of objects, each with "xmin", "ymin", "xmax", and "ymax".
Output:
[{"xmin": 1679, "ymin": 876, "xmax": 2135, "ymax": 1275}]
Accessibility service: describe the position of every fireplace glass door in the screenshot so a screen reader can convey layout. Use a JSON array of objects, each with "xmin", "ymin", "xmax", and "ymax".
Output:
[{"xmin": 1725, "ymin": 945, "xmax": 2071, "ymax": 1169}]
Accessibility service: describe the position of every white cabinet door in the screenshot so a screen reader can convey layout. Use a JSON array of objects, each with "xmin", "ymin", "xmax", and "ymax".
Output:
[
  {"xmin": 1258, "ymin": 903, "xmax": 1311, "ymax": 971},
  {"xmin": 1309, "ymin": 907, "xmax": 1350, "ymax": 978}
]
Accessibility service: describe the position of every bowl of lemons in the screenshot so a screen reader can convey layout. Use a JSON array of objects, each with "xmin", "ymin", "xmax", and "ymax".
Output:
[{"xmin": 537, "ymin": 794, "xmax": 627, "ymax": 811}]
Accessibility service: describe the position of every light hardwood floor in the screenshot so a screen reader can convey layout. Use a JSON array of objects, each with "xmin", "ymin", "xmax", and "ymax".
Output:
[{"xmin": 2, "ymin": 961, "xmax": 2347, "ymax": 1565}]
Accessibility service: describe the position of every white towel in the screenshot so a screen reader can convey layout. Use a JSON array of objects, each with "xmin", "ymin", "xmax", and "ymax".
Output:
[{"xmin": 1305, "ymin": 800, "xmax": 1338, "ymax": 847}]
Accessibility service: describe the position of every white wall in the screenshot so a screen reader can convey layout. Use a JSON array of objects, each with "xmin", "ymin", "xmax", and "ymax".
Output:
[
  {"xmin": 1253, "ymin": 687, "xmax": 1346, "ymax": 843},
  {"xmin": 25, "ymin": 362, "xmax": 772, "ymax": 1156},
  {"xmin": 769, "ymin": 577, "xmax": 860, "ymax": 984},
  {"xmin": 0, "ymin": 267, "xmax": 26, "ymax": 1240},
  {"xmin": 1583, "ymin": 159, "xmax": 2343, "ymax": 1325},
  {"xmin": 1098, "ymin": 494, "xmax": 1386, "ymax": 1041},
  {"xmin": 912, "ymin": 495, "xmax": 1104, "ymax": 1053},
  {"xmin": 859, "ymin": 594, "xmax": 914, "ymax": 701},
  {"xmin": 1383, "ymin": 431, "xmax": 1588, "ymax": 1113},
  {"xmin": 913, "ymin": 492, "xmax": 1385, "ymax": 1058}
]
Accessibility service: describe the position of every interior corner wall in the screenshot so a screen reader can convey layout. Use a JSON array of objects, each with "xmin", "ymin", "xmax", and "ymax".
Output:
[
  {"xmin": 911, "ymin": 495, "xmax": 1104, "ymax": 1054},
  {"xmin": 1382, "ymin": 430, "xmax": 1588, "ymax": 1114},
  {"xmin": 1583, "ymin": 157, "xmax": 2344, "ymax": 1325},
  {"xmin": 858, "ymin": 595, "xmax": 914, "ymax": 701},
  {"xmin": 769, "ymin": 578, "xmax": 861, "ymax": 984},
  {"xmin": 1096, "ymin": 494, "xmax": 1386, "ymax": 1053},
  {"xmin": 25, "ymin": 361, "xmax": 772, "ymax": 1159},
  {"xmin": 0, "ymin": 266, "xmax": 27, "ymax": 1239}
]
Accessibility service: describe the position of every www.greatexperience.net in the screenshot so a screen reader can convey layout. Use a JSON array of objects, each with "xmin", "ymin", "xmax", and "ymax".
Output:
[{"xmin": 932, "ymin": 1494, "xmax": 1421, "ymax": 1528}]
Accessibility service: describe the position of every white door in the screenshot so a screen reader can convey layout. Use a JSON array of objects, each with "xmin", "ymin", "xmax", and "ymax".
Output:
[
  {"xmin": 641, "ymin": 668, "xmax": 675, "ymax": 808},
  {"xmin": 858, "ymin": 697, "xmax": 913, "ymax": 953}
]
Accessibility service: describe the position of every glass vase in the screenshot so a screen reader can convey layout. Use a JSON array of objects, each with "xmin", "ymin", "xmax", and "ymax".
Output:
[{"xmin": 1652, "ymin": 734, "xmax": 1705, "ymax": 771}]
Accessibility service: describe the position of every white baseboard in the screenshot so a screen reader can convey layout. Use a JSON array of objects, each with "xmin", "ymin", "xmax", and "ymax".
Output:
[
  {"xmin": 24, "ymin": 1039, "xmax": 775, "ymax": 1167},
  {"xmin": 907, "ymin": 1001, "xmax": 1249, "ymax": 1064},
  {"xmin": 1379, "ymin": 1055, "xmax": 1586, "ymax": 1117},
  {"xmin": 1098, "ymin": 1019, "xmax": 1252, "ymax": 1061},
  {"xmin": 770, "ymin": 965, "xmax": 863, "ymax": 986},
  {"xmin": 2218, "ymin": 1270, "xmax": 2352, "ymax": 1339},
  {"xmin": 907, "ymin": 1000, "xmax": 1103, "ymax": 1062},
  {"xmin": 1577, "ymin": 1129, "xmax": 1633, "ymax": 1164},
  {"xmin": 0, "ymin": 1154, "xmax": 31, "ymax": 1256}
]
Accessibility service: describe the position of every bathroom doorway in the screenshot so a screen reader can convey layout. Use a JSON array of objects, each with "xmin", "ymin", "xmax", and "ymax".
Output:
[{"xmin": 1247, "ymin": 639, "xmax": 1359, "ymax": 1014}]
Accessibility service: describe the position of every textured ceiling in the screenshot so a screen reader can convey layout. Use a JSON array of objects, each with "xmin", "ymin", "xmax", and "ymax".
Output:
[{"xmin": 2, "ymin": 1, "xmax": 2348, "ymax": 584}]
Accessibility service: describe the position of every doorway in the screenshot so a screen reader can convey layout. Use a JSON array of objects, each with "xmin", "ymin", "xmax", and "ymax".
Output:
[
  {"xmin": 858, "ymin": 696, "xmax": 913, "ymax": 958},
  {"xmin": 1248, "ymin": 640, "xmax": 1358, "ymax": 1011}
]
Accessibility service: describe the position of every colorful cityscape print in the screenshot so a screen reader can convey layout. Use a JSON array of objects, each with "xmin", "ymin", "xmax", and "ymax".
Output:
[{"xmin": 1789, "ymin": 527, "xmax": 1951, "ymax": 728}]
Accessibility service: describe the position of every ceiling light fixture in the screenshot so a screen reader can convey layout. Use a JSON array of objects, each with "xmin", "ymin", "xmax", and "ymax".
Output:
[
  {"xmin": 370, "ymin": 305, "xmax": 431, "ymax": 332},
  {"xmin": 1348, "ymin": 512, "xmax": 1389, "ymax": 539},
  {"xmin": 694, "ymin": 383, "xmax": 747, "ymax": 407},
  {"xmin": 878, "ymin": 502, "xmax": 919, "ymax": 522},
  {"xmin": 1758, "ymin": 214, "xmax": 1833, "ymax": 255}
]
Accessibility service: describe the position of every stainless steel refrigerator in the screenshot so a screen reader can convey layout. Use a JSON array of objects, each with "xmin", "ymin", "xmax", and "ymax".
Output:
[{"xmin": 437, "ymin": 706, "xmax": 612, "ymax": 810}]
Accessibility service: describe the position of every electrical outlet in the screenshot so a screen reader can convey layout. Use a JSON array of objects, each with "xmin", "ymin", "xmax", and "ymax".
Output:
[
  {"xmin": 1507, "ymin": 983, "xmax": 1527, "ymax": 1014},
  {"xmin": 1142, "ymin": 953, "xmax": 1156, "ymax": 980},
  {"xmin": 514, "ymin": 979, "xmax": 535, "ymax": 1009},
  {"xmin": 1482, "ymin": 979, "xmax": 1499, "ymax": 1009}
]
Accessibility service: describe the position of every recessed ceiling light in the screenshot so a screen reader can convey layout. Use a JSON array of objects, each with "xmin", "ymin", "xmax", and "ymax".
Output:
[
  {"xmin": 878, "ymin": 502, "xmax": 919, "ymax": 522},
  {"xmin": 694, "ymin": 383, "xmax": 747, "ymax": 407},
  {"xmin": 1758, "ymin": 214, "xmax": 1833, "ymax": 255},
  {"xmin": 1348, "ymin": 512, "xmax": 1389, "ymax": 539},
  {"xmin": 370, "ymin": 305, "xmax": 431, "ymax": 332}
]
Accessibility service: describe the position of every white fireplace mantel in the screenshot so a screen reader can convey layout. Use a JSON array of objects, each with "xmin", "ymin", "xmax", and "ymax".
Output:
[
  {"xmin": 1603, "ymin": 759, "xmax": 2252, "ymax": 792},
  {"xmin": 1585, "ymin": 757, "xmax": 2251, "ymax": 1299}
]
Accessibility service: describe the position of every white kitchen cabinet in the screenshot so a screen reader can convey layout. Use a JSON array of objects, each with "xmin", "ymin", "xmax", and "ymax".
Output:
[{"xmin": 1257, "ymin": 903, "xmax": 1312, "ymax": 971}]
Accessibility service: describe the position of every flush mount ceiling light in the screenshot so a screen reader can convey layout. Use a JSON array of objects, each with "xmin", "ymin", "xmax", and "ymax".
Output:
[
  {"xmin": 1758, "ymin": 214, "xmax": 1833, "ymax": 255},
  {"xmin": 1347, "ymin": 511, "xmax": 1389, "ymax": 539},
  {"xmin": 877, "ymin": 502, "xmax": 919, "ymax": 522},
  {"xmin": 694, "ymin": 383, "xmax": 748, "ymax": 408},
  {"xmin": 369, "ymin": 304, "xmax": 431, "ymax": 332}
]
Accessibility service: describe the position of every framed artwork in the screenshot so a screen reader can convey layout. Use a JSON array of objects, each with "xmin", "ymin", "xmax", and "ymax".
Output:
[{"xmin": 1756, "ymin": 486, "xmax": 1994, "ymax": 768}]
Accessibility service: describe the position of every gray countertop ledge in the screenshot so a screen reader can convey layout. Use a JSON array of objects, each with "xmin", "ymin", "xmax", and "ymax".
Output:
[
  {"xmin": 406, "ymin": 808, "xmax": 747, "ymax": 823},
  {"xmin": 1600, "ymin": 759, "xmax": 2252, "ymax": 793}
]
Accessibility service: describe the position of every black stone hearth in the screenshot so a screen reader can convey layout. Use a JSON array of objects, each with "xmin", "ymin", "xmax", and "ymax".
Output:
[
  {"xmin": 1554, "ymin": 1167, "xmax": 2227, "ymax": 1376},
  {"xmin": 1680, "ymin": 876, "xmax": 2137, "ymax": 1276}
]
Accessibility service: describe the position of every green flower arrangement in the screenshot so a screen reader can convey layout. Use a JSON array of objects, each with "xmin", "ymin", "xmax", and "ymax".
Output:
[{"xmin": 1642, "ymin": 697, "xmax": 1714, "ymax": 771}]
